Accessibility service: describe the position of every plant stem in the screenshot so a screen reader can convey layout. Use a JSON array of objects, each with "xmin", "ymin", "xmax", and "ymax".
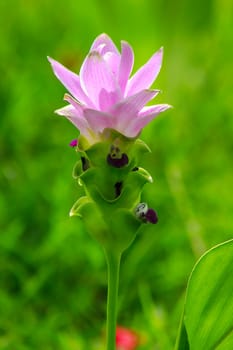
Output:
[{"xmin": 105, "ymin": 249, "xmax": 121, "ymax": 350}]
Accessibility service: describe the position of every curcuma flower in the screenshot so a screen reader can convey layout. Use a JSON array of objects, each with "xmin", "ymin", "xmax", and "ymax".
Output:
[
  {"xmin": 48, "ymin": 33, "xmax": 171, "ymax": 145},
  {"xmin": 49, "ymin": 34, "xmax": 171, "ymax": 350}
]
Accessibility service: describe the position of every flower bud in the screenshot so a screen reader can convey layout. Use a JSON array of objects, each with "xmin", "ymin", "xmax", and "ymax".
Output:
[
  {"xmin": 69, "ymin": 139, "xmax": 78, "ymax": 147},
  {"xmin": 134, "ymin": 202, "xmax": 148, "ymax": 219},
  {"xmin": 145, "ymin": 208, "xmax": 158, "ymax": 224},
  {"xmin": 134, "ymin": 203, "xmax": 158, "ymax": 224}
]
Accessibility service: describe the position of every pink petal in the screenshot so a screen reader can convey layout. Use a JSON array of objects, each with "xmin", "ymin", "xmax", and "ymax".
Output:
[
  {"xmin": 55, "ymin": 104, "xmax": 91, "ymax": 138},
  {"xmin": 83, "ymin": 109, "xmax": 113, "ymax": 133},
  {"xmin": 64, "ymin": 93, "xmax": 84, "ymax": 114},
  {"xmin": 98, "ymin": 89, "xmax": 120, "ymax": 112},
  {"xmin": 92, "ymin": 43, "xmax": 106, "ymax": 55},
  {"xmin": 125, "ymin": 47, "xmax": 163, "ymax": 96},
  {"xmin": 125, "ymin": 104, "xmax": 171, "ymax": 137},
  {"xmin": 118, "ymin": 41, "xmax": 134, "ymax": 94},
  {"xmin": 137, "ymin": 104, "xmax": 166, "ymax": 117},
  {"xmin": 47, "ymin": 57, "xmax": 93, "ymax": 107},
  {"xmin": 103, "ymin": 51, "xmax": 121, "ymax": 77},
  {"xmin": 90, "ymin": 33, "xmax": 119, "ymax": 55},
  {"xmin": 55, "ymin": 104, "xmax": 81, "ymax": 117},
  {"xmin": 110, "ymin": 89, "xmax": 160, "ymax": 132},
  {"xmin": 80, "ymin": 51, "xmax": 120, "ymax": 109}
]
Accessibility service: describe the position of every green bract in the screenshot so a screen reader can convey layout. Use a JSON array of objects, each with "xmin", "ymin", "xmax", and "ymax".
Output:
[{"xmin": 70, "ymin": 129, "xmax": 153, "ymax": 253}]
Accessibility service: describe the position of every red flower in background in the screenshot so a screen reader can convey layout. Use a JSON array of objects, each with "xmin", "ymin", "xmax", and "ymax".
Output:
[{"xmin": 116, "ymin": 326, "xmax": 140, "ymax": 350}]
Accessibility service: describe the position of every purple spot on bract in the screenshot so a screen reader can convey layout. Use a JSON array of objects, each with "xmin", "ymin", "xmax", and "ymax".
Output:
[
  {"xmin": 115, "ymin": 181, "xmax": 123, "ymax": 198},
  {"xmin": 69, "ymin": 139, "xmax": 78, "ymax": 147},
  {"xmin": 145, "ymin": 209, "xmax": 158, "ymax": 224},
  {"xmin": 81, "ymin": 156, "xmax": 90, "ymax": 171},
  {"xmin": 107, "ymin": 153, "xmax": 129, "ymax": 168}
]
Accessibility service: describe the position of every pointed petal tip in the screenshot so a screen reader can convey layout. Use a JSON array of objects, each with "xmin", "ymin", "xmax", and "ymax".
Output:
[
  {"xmin": 63, "ymin": 94, "xmax": 85, "ymax": 112},
  {"xmin": 97, "ymin": 32, "xmax": 111, "ymax": 40},
  {"xmin": 146, "ymin": 88, "xmax": 161, "ymax": 94},
  {"xmin": 155, "ymin": 46, "xmax": 163, "ymax": 59},
  {"xmin": 54, "ymin": 105, "xmax": 74, "ymax": 116},
  {"xmin": 47, "ymin": 56, "xmax": 55, "ymax": 64},
  {"xmin": 54, "ymin": 108, "xmax": 64, "ymax": 116},
  {"xmin": 120, "ymin": 39, "xmax": 131, "ymax": 47},
  {"xmin": 155, "ymin": 47, "xmax": 164, "ymax": 56},
  {"xmin": 151, "ymin": 46, "xmax": 163, "ymax": 58},
  {"xmin": 63, "ymin": 92, "xmax": 70, "ymax": 100},
  {"xmin": 157, "ymin": 104, "xmax": 173, "ymax": 113},
  {"xmin": 90, "ymin": 33, "xmax": 118, "ymax": 53},
  {"xmin": 156, "ymin": 47, "xmax": 164, "ymax": 62},
  {"xmin": 63, "ymin": 92, "xmax": 77, "ymax": 103},
  {"xmin": 120, "ymin": 40, "xmax": 134, "ymax": 55}
]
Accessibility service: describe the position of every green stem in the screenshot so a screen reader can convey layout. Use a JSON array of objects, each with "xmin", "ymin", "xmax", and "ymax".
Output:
[{"xmin": 105, "ymin": 249, "xmax": 121, "ymax": 350}]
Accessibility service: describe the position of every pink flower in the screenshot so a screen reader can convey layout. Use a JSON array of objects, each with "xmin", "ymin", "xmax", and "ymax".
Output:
[
  {"xmin": 48, "ymin": 33, "xmax": 171, "ymax": 144},
  {"xmin": 116, "ymin": 326, "xmax": 139, "ymax": 350}
]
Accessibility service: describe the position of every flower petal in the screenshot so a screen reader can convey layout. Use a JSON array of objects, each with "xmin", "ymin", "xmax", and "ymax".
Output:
[
  {"xmin": 103, "ymin": 51, "xmax": 120, "ymax": 77},
  {"xmin": 125, "ymin": 103, "xmax": 171, "ymax": 137},
  {"xmin": 98, "ymin": 89, "xmax": 120, "ymax": 112},
  {"xmin": 55, "ymin": 104, "xmax": 81, "ymax": 117},
  {"xmin": 64, "ymin": 93, "xmax": 84, "ymax": 114},
  {"xmin": 110, "ymin": 89, "xmax": 160, "ymax": 132},
  {"xmin": 118, "ymin": 41, "xmax": 134, "ymax": 94},
  {"xmin": 83, "ymin": 108, "xmax": 113, "ymax": 133},
  {"xmin": 125, "ymin": 47, "xmax": 163, "ymax": 96},
  {"xmin": 47, "ymin": 56, "xmax": 93, "ymax": 106},
  {"xmin": 55, "ymin": 104, "xmax": 91, "ymax": 138},
  {"xmin": 80, "ymin": 51, "xmax": 120, "ymax": 109},
  {"xmin": 90, "ymin": 33, "xmax": 119, "ymax": 55},
  {"xmin": 137, "ymin": 104, "xmax": 167, "ymax": 117}
]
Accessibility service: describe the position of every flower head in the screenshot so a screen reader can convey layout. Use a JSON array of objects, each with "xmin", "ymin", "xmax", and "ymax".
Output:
[{"xmin": 48, "ymin": 33, "xmax": 171, "ymax": 145}]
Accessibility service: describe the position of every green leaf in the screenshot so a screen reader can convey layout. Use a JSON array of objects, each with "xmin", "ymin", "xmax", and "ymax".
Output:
[
  {"xmin": 174, "ymin": 310, "xmax": 190, "ymax": 350},
  {"xmin": 175, "ymin": 239, "xmax": 233, "ymax": 350}
]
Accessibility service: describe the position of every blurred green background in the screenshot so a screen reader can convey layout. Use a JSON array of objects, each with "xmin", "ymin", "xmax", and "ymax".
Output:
[{"xmin": 1, "ymin": 0, "xmax": 233, "ymax": 349}]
